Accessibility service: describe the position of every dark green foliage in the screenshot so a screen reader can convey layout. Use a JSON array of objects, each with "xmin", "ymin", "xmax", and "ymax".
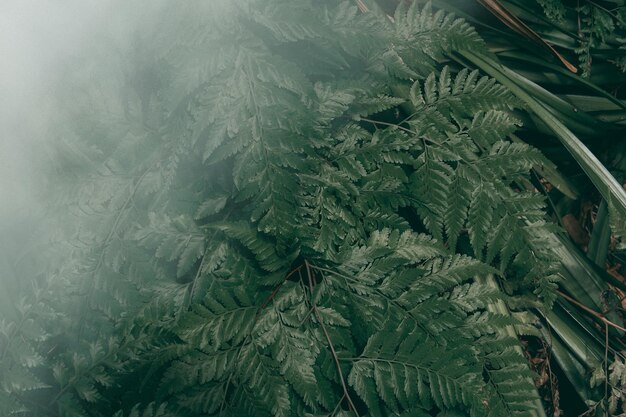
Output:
[
  {"xmin": 534, "ymin": 0, "xmax": 566, "ymax": 22},
  {"xmin": 529, "ymin": 0, "xmax": 626, "ymax": 77},
  {"xmin": 0, "ymin": 1, "xmax": 565, "ymax": 416}
]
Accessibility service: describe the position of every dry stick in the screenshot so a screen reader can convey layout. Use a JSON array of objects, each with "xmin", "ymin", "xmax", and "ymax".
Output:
[
  {"xmin": 477, "ymin": 0, "xmax": 577, "ymax": 73},
  {"xmin": 557, "ymin": 290, "xmax": 626, "ymax": 332},
  {"xmin": 544, "ymin": 342, "xmax": 560, "ymax": 415},
  {"xmin": 305, "ymin": 260, "xmax": 360, "ymax": 416},
  {"xmin": 314, "ymin": 309, "xmax": 360, "ymax": 416},
  {"xmin": 537, "ymin": 331, "xmax": 561, "ymax": 416}
]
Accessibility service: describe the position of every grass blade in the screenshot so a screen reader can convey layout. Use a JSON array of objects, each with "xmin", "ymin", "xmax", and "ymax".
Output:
[{"xmin": 461, "ymin": 51, "xmax": 626, "ymax": 234}]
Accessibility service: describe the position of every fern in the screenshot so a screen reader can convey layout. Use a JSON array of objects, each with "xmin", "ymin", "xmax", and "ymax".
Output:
[
  {"xmin": 0, "ymin": 309, "xmax": 49, "ymax": 415},
  {"xmin": 526, "ymin": 0, "xmax": 626, "ymax": 76},
  {"xmin": 348, "ymin": 326, "xmax": 483, "ymax": 414},
  {"xmin": 0, "ymin": 1, "xmax": 567, "ymax": 416},
  {"xmin": 113, "ymin": 402, "xmax": 179, "ymax": 417}
]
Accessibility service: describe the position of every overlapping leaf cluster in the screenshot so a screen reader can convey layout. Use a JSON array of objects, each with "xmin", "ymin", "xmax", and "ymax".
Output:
[
  {"xmin": 524, "ymin": 0, "xmax": 626, "ymax": 77},
  {"xmin": 0, "ymin": 1, "xmax": 564, "ymax": 416}
]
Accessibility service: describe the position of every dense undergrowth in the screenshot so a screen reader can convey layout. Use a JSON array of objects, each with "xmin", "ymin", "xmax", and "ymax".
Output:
[{"xmin": 2, "ymin": 1, "xmax": 626, "ymax": 416}]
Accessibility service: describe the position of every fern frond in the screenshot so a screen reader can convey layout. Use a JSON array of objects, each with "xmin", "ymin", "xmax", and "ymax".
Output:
[
  {"xmin": 3, "ymin": 1, "xmax": 565, "ymax": 416},
  {"xmin": 394, "ymin": 1, "xmax": 486, "ymax": 75},
  {"xmin": 113, "ymin": 402, "xmax": 178, "ymax": 417},
  {"xmin": 213, "ymin": 222, "xmax": 296, "ymax": 273},
  {"xmin": 349, "ymin": 322, "xmax": 484, "ymax": 415}
]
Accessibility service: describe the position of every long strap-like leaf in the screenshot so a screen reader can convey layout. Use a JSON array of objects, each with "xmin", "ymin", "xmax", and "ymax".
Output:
[{"xmin": 461, "ymin": 51, "xmax": 626, "ymax": 234}]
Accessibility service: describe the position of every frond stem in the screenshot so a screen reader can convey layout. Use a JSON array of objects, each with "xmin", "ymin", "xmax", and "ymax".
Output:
[
  {"xmin": 557, "ymin": 290, "xmax": 626, "ymax": 332},
  {"xmin": 305, "ymin": 260, "xmax": 360, "ymax": 416}
]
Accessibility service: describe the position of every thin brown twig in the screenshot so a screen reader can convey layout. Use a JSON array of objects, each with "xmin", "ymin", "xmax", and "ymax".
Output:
[
  {"xmin": 557, "ymin": 290, "xmax": 626, "ymax": 332},
  {"xmin": 540, "ymin": 335, "xmax": 561, "ymax": 416},
  {"xmin": 305, "ymin": 260, "xmax": 360, "ymax": 416},
  {"xmin": 478, "ymin": 0, "xmax": 577, "ymax": 73}
]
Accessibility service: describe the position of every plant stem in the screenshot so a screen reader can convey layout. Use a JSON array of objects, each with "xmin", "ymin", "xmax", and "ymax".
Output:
[{"xmin": 305, "ymin": 260, "xmax": 360, "ymax": 416}]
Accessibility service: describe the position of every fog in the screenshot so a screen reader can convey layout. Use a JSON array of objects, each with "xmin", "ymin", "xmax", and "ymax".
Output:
[
  {"xmin": 0, "ymin": 1, "xmax": 113, "ymax": 222},
  {"xmin": 0, "ymin": 1, "xmax": 125, "ymax": 300}
]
